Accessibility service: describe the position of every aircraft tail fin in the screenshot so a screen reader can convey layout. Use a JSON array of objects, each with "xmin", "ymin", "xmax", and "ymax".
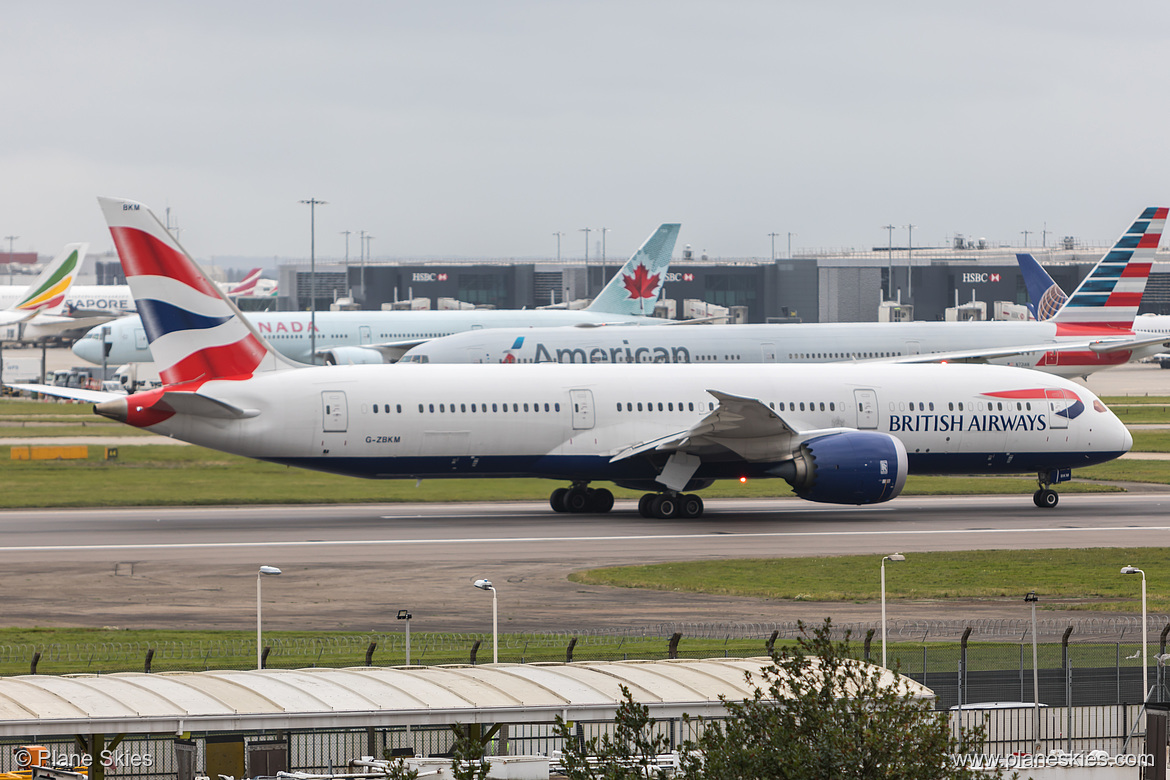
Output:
[
  {"xmin": 97, "ymin": 197, "xmax": 299, "ymax": 386},
  {"xmin": 1051, "ymin": 208, "xmax": 1168, "ymax": 327},
  {"xmin": 585, "ymin": 223, "xmax": 680, "ymax": 316},
  {"xmin": 6, "ymin": 243, "xmax": 87, "ymax": 319},
  {"xmin": 1015, "ymin": 253, "xmax": 1067, "ymax": 321},
  {"xmin": 227, "ymin": 267, "xmax": 263, "ymax": 296}
]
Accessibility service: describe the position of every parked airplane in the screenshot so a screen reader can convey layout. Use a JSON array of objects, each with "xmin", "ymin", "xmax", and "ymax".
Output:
[
  {"xmin": 400, "ymin": 209, "xmax": 1170, "ymax": 378},
  {"xmin": 9, "ymin": 198, "xmax": 1133, "ymax": 514},
  {"xmin": 0, "ymin": 243, "xmax": 117, "ymax": 343},
  {"xmin": 71, "ymin": 223, "xmax": 681, "ymax": 367},
  {"xmin": 1017, "ymin": 251, "xmax": 1170, "ymax": 343}
]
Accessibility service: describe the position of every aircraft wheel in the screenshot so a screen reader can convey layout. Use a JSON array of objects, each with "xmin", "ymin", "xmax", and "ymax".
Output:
[
  {"xmin": 680, "ymin": 494, "xmax": 704, "ymax": 518},
  {"xmin": 590, "ymin": 488, "xmax": 614, "ymax": 513},
  {"xmin": 638, "ymin": 494, "xmax": 655, "ymax": 518},
  {"xmin": 565, "ymin": 488, "xmax": 590, "ymax": 513},
  {"xmin": 550, "ymin": 488, "xmax": 569, "ymax": 513},
  {"xmin": 652, "ymin": 494, "xmax": 678, "ymax": 519},
  {"xmin": 1034, "ymin": 488, "xmax": 1058, "ymax": 508}
]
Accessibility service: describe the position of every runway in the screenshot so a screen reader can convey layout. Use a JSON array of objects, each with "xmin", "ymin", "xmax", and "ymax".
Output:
[{"xmin": 3, "ymin": 492, "xmax": 1168, "ymax": 633}]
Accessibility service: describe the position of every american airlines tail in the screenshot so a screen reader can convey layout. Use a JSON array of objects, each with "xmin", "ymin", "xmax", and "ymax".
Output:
[
  {"xmin": 1050, "ymin": 207, "xmax": 1167, "ymax": 328},
  {"xmin": 97, "ymin": 197, "xmax": 297, "ymax": 387},
  {"xmin": 1016, "ymin": 253, "xmax": 1067, "ymax": 321},
  {"xmin": 584, "ymin": 223, "xmax": 680, "ymax": 316},
  {"xmin": 2, "ymin": 243, "xmax": 87, "ymax": 321}
]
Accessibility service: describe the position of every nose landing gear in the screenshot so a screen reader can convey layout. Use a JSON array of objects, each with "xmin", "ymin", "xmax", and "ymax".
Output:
[{"xmin": 1033, "ymin": 470, "xmax": 1060, "ymax": 508}]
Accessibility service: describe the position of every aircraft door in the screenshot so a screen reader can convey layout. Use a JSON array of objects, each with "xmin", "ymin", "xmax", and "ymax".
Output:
[
  {"xmin": 322, "ymin": 391, "xmax": 348, "ymax": 432},
  {"xmin": 905, "ymin": 340, "xmax": 921, "ymax": 355},
  {"xmin": 359, "ymin": 326, "xmax": 372, "ymax": 345},
  {"xmin": 854, "ymin": 389, "xmax": 878, "ymax": 429},
  {"xmin": 761, "ymin": 343, "xmax": 777, "ymax": 362},
  {"xmin": 1046, "ymin": 389, "xmax": 1069, "ymax": 429},
  {"xmin": 570, "ymin": 389, "xmax": 595, "ymax": 430},
  {"xmin": 135, "ymin": 328, "xmax": 148, "ymax": 349}
]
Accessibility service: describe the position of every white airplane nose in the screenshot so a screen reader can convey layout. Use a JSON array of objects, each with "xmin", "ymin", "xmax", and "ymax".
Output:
[
  {"xmin": 71, "ymin": 336, "xmax": 101, "ymax": 364},
  {"xmin": 1121, "ymin": 423, "xmax": 1133, "ymax": 454}
]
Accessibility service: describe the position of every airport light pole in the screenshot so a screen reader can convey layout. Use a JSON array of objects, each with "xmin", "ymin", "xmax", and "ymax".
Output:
[
  {"xmin": 256, "ymin": 566, "xmax": 282, "ymax": 669},
  {"xmin": 397, "ymin": 609, "xmax": 412, "ymax": 665},
  {"xmin": 787, "ymin": 232, "xmax": 796, "ymax": 260},
  {"xmin": 1122, "ymin": 565, "xmax": 1148, "ymax": 702},
  {"xmin": 904, "ymin": 224, "xmax": 916, "ymax": 299},
  {"xmin": 768, "ymin": 232, "xmax": 779, "ymax": 261},
  {"xmin": 474, "ymin": 579, "xmax": 498, "ymax": 663},
  {"xmin": 881, "ymin": 553, "xmax": 905, "ymax": 668},
  {"xmin": 1021, "ymin": 229, "xmax": 1032, "ymax": 248},
  {"xmin": 340, "ymin": 230, "xmax": 351, "ymax": 293},
  {"xmin": 553, "ymin": 231, "xmax": 563, "ymax": 263},
  {"xmin": 883, "ymin": 225, "xmax": 896, "ymax": 299},
  {"xmin": 361, "ymin": 234, "xmax": 374, "ymax": 301},
  {"xmin": 5, "ymin": 236, "xmax": 17, "ymax": 285},
  {"xmin": 299, "ymin": 199, "xmax": 327, "ymax": 362},
  {"xmin": 600, "ymin": 227, "xmax": 609, "ymax": 279},
  {"xmin": 1025, "ymin": 591, "xmax": 1041, "ymax": 752}
]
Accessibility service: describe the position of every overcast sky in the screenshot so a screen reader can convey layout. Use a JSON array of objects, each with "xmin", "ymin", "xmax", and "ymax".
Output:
[{"xmin": 3, "ymin": 1, "xmax": 1168, "ymax": 265}]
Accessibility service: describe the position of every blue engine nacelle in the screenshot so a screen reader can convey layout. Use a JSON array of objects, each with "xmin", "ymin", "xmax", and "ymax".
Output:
[
  {"xmin": 769, "ymin": 431, "xmax": 908, "ymax": 505},
  {"xmin": 321, "ymin": 346, "xmax": 386, "ymax": 366}
]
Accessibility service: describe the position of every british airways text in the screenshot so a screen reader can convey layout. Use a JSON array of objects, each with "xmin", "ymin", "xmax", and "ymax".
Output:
[{"xmin": 888, "ymin": 413, "xmax": 1048, "ymax": 433}]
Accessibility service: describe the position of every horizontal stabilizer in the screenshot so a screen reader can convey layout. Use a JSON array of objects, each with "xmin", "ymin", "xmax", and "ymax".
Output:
[
  {"xmin": 3, "ymin": 383, "xmax": 123, "ymax": 404},
  {"xmin": 156, "ymin": 391, "xmax": 259, "ymax": 419}
]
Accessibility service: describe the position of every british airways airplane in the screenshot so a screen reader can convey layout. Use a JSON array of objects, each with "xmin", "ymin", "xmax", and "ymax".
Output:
[
  {"xmin": 71, "ymin": 224, "xmax": 680, "ymax": 366},
  {"xmin": 10, "ymin": 197, "xmax": 1132, "ymax": 516},
  {"xmin": 400, "ymin": 209, "xmax": 1170, "ymax": 379}
]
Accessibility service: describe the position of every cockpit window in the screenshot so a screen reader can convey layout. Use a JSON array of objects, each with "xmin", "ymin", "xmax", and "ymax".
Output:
[{"xmin": 1093, "ymin": 399, "xmax": 1107, "ymax": 413}]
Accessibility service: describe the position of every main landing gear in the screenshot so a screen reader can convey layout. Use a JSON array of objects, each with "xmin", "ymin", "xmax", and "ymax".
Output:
[
  {"xmin": 550, "ymin": 483, "xmax": 614, "ymax": 514},
  {"xmin": 638, "ymin": 491, "xmax": 704, "ymax": 519},
  {"xmin": 1033, "ymin": 471, "xmax": 1059, "ymax": 508}
]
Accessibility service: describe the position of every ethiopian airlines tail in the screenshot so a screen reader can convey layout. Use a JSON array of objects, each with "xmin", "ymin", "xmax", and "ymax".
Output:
[
  {"xmin": 0, "ymin": 242, "xmax": 87, "ymax": 326},
  {"xmin": 97, "ymin": 197, "xmax": 298, "ymax": 386},
  {"xmin": 585, "ymin": 223, "xmax": 680, "ymax": 316},
  {"xmin": 1050, "ymin": 207, "xmax": 1167, "ymax": 328},
  {"xmin": 1016, "ymin": 253, "xmax": 1067, "ymax": 321}
]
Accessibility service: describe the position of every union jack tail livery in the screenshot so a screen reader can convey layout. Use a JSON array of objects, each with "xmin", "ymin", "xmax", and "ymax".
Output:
[
  {"xmin": 4, "ymin": 243, "xmax": 87, "ymax": 320},
  {"xmin": 585, "ymin": 223, "xmax": 680, "ymax": 316},
  {"xmin": 226, "ymin": 267, "xmax": 263, "ymax": 297},
  {"xmin": 1050, "ymin": 207, "xmax": 1167, "ymax": 328},
  {"xmin": 97, "ymin": 197, "xmax": 296, "ymax": 386}
]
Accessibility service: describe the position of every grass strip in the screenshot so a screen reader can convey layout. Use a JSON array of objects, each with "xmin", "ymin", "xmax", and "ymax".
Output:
[{"xmin": 569, "ymin": 547, "xmax": 1170, "ymax": 612}]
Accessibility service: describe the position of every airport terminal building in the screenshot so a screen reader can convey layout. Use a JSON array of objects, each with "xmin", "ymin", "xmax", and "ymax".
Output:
[{"xmin": 265, "ymin": 245, "xmax": 1170, "ymax": 324}]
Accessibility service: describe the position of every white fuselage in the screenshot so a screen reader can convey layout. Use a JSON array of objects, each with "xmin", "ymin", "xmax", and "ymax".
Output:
[
  {"xmin": 401, "ymin": 321, "xmax": 1163, "ymax": 378},
  {"xmin": 72, "ymin": 309, "xmax": 666, "ymax": 366},
  {"xmin": 0, "ymin": 285, "xmax": 134, "ymax": 315},
  {"xmin": 129, "ymin": 362, "xmax": 1129, "ymax": 487}
]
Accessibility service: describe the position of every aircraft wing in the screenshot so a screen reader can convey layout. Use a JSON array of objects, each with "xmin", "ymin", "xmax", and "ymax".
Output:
[
  {"xmin": 4, "ymin": 383, "xmax": 123, "ymax": 403},
  {"xmin": 314, "ymin": 340, "xmax": 425, "ymax": 363},
  {"xmin": 875, "ymin": 334, "xmax": 1170, "ymax": 365},
  {"xmin": 610, "ymin": 389, "xmax": 815, "ymax": 464}
]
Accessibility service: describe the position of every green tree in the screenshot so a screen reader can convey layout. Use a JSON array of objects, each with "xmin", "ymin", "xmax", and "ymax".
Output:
[
  {"xmin": 554, "ymin": 684, "xmax": 674, "ymax": 780},
  {"xmin": 449, "ymin": 725, "xmax": 492, "ymax": 780},
  {"xmin": 675, "ymin": 619, "xmax": 1000, "ymax": 780}
]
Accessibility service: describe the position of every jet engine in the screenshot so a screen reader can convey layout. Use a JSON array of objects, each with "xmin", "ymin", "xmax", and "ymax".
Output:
[
  {"xmin": 320, "ymin": 346, "xmax": 386, "ymax": 366},
  {"xmin": 769, "ymin": 431, "xmax": 908, "ymax": 505}
]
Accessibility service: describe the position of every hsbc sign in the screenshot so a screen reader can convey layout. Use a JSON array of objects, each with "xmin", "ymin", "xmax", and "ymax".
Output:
[
  {"xmin": 664, "ymin": 272, "xmax": 695, "ymax": 282},
  {"xmin": 411, "ymin": 272, "xmax": 449, "ymax": 282},
  {"xmin": 961, "ymin": 272, "xmax": 1002, "ymax": 284}
]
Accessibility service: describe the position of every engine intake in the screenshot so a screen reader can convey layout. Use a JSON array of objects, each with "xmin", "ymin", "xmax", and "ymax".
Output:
[
  {"xmin": 320, "ymin": 346, "xmax": 386, "ymax": 366},
  {"xmin": 769, "ymin": 431, "xmax": 908, "ymax": 505}
]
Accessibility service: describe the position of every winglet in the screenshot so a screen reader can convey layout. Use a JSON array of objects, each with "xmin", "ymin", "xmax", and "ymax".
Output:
[{"xmin": 585, "ymin": 224, "xmax": 680, "ymax": 316}]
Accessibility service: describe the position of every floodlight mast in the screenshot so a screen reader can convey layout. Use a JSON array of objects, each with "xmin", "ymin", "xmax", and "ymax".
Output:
[
  {"xmin": 880, "ymin": 554, "xmax": 905, "ymax": 669},
  {"xmin": 256, "ymin": 566, "xmax": 282, "ymax": 669},
  {"xmin": 473, "ymin": 579, "xmax": 498, "ymax": 663}
]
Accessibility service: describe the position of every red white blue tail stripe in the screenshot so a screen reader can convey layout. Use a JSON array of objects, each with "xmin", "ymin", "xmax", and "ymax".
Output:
[
  {"xmin": 1052, "ymin": 207, "xmax": 1167, "ymax": 328},
  {"xmin": 98, "ymin": 197, "xmax": 289, "ymax": 386}
]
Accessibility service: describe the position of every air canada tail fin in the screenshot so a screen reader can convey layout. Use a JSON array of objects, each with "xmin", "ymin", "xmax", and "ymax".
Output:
[
  {"xmin": 585, "ymin": 223, "xmax": 680, "ymax": 316},
  {"xmin": 97, "ymin": 197, "xmax": 298, "ymax": 386},
  {"xmin": 1016, "ymin": 253, "xmax": 1067, "ymax": 321},
  {"xmin": 1051, "ymin": 207, "xmax": 1167, "ymax": 328},
  {"xmin": 5, "ymin": 243, "xmax": 87, "ymax": 319}
]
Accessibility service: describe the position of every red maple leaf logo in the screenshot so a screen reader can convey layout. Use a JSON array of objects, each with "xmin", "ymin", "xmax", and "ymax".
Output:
[{"xmin": 622, "ymin": 263, "xmax": 661, "ymax": 299}]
